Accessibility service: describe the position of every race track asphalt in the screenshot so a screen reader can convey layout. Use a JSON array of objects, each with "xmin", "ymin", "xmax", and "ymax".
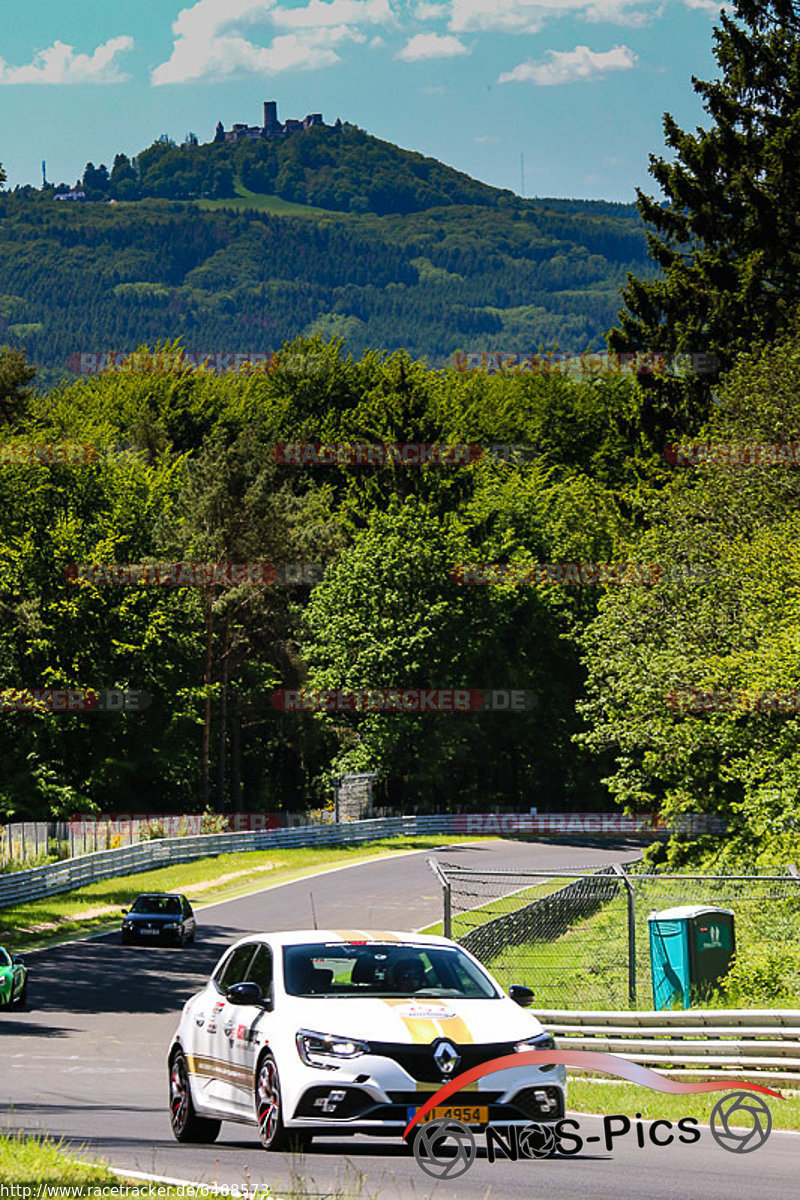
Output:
[{"xmin": 1, "ymin": 837, "xmax": 796, "ymax": 1200}]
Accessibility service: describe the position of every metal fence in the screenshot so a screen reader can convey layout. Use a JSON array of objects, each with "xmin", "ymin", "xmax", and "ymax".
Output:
[
  {"xmin": 429, "ymin": 859, "xmax": 800, "ymax": 1009},
  {"xmin": 0, "ymin": 814, "xmax": 454, "ymax": 911},
  {"xmin": 0, "ymin": 812, "xmax": 379, "ymax": 865},
  {"xmin": 1, "ymin": 809, "xmax": 716, "ymax": 870}
]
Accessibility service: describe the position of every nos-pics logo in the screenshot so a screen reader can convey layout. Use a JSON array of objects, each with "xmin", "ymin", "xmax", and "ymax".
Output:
[{"xmin": 407, "ymin": 1050, "xmax": 780, "ymax": 1179}]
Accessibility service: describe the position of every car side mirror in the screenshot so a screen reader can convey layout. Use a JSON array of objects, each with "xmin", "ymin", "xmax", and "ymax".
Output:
[
  {"xmin": 12, "ymin": 956, "xmax": 24, "ymax": 966},
  {"xmin": 509, "ymin": 984, "xmax": 535, "ymax": 1007},
  {"xmin": 226, "ymin": 981, "xmax": 266, "ymax": 1007},
  {"xmin": 121, "ymin": 909, "xmax": 128, "ymax": 915}
]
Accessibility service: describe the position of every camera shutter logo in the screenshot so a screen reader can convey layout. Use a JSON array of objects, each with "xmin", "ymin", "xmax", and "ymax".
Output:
[
  {"xmin": 517, "ymin": 1122, "xmax": 559, "ymax": 1158},
  {"xmin": 412, "ymin": 1118, "xmax": 477, "ymax": 1179},
  {"xmin": 710, "ymin": 1092, "xmax": 772, "ymax": 1153}
]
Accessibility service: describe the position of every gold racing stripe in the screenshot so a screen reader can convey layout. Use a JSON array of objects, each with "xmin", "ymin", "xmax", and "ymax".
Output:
[
  {"xmin": 329, "ymin": 929, "xmax": 403, "ymax": 942},
  {"xmin": 379, "ymin": 999, "xmax": 474, "ymax": 1046},
  {"xmin": 415, "ymin": 1082, "xmax": 481, "ymax": 1094},
  {"xmin": 185, "ymin": 1053, "xmax": 252, "ymax": 1087},
  {"xmin": 434, "ymin": 1014, "xmax": 474, "ymax": 1044}
]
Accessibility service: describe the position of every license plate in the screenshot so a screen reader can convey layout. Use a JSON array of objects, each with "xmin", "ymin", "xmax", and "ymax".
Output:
[
  {"xmin": 408, "ymin": 1105, "xmax": 488, "ymax": 1125},
  {"xmin": 141, "ymin": 929, "xmax": 159, "ymax": 935}
]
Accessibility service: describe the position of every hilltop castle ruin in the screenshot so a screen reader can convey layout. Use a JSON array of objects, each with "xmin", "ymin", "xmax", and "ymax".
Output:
[{"xmin": 216, "ymin": 100, "xmax": 338, "ymax": 144}]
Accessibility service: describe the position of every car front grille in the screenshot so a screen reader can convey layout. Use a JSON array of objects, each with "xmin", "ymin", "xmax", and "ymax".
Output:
[
  {"xmin": 387, "ymin": 1090, "xmax": 504, "ymax": 1107},
  {"xmin": 368, "ymin": 1040, "xmax": 519, "ymax": 1083}
]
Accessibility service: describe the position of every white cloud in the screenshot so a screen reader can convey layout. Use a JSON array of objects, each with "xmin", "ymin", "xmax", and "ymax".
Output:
[
  {"xmin": 416, "ymin": 1, "xmax": 449, "ymax": 16},
  {"xmin": 449, "ymin": 0, "xmax": 656, "ymax": 34},
  {"xmin": 499, "ymin": 43, "xmax": 636, "ymax": 84},
  {"xmin": 0, "ymin": 36, "xmax": 134, "ymax": 84},
  {"xmin": 272, "ymin": 0, "xmax": 395, "ymax": 28},
  {"xmin": 397, "ymin": 32, "xmax": 469, "ymax": 59},
  {"xmin": 152, "ymin": 0, "xmax": 376, "ymax": 83},
  {"xmin": 682, "ymin": 0, "xmax": 727, "ymax": 11}
]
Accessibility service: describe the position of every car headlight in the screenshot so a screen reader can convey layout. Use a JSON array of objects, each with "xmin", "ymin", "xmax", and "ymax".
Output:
[
  {"xmin": 296, "ymin": 1029, "xmax": 371, "ymax": 1069},
  {"xmin": 515, "ymin": 1031, "xmax": 557, "ymax": 1069},
  {"xmin": 163, "ymin": 922, "xmax": 181, "ymax": 930}
]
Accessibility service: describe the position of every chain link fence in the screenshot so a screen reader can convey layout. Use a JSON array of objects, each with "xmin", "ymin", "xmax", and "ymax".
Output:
[{"xmin": 428, "ymin": 859, "xmax": 800, "ymax": 1009}]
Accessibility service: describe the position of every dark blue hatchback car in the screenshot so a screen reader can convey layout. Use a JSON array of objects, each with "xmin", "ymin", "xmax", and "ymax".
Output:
[{"xmin": 122, "ymin": 893, "xmax": 196, "ymax": 946}]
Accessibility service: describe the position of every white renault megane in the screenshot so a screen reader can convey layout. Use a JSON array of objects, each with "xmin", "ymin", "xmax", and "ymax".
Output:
[{"xmin": 167, "ymin": 929, "xmax": 565, "ymax": 1150}]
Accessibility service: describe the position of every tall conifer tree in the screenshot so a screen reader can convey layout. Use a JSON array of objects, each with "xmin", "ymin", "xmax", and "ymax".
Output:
[{"xmin": 610, "ymin": 2, "xmax": 800, "ymax": 377}]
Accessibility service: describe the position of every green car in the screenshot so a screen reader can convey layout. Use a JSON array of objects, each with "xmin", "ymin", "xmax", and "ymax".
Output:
[{"xmin": 0, "ymin": 946, "xmax": 27, "ymax": 1009}]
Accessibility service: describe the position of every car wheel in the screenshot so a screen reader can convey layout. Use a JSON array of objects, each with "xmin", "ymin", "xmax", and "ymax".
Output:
[
  {"xmin": 256, "ymin": 1052, "xmax": 307, "ymax": 1152},
  {"xmin": 121, "ymin": 932, "xmax": 132, "ymax": 945},
  {"xmin": 169, "ymin": 1050, "xmax": 220, "ymax": 1144}
]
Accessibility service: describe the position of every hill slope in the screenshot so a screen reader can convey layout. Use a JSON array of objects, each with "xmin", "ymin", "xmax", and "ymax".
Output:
[{"xmin": 1, "ymin": 124, "xmax": 655, "ymax": 375}]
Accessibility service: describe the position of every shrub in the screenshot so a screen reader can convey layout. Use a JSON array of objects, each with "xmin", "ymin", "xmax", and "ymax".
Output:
[
  {"xmin": 715, "ymin": 942, "xmax": 800, "ymax": 1006},
  {"xmin": 199, "ymin": 807, "xmax": 229, "ymax": 835},
  {"xmin": 138, "ymin": 819, "xmax": 166, "ymax": 841}
]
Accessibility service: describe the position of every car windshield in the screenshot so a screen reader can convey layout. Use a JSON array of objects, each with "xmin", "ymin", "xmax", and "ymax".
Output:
[
  {"xmin": 282, "ymin": 942, "xmax": 500, "ymax": 999},
  {"xmin": 0, "ymin": 948, "xmax": 10, "ymax": 967},
  {"xmin": 130, "ymin": 896, "xmax": 181, "ymax": 915}
]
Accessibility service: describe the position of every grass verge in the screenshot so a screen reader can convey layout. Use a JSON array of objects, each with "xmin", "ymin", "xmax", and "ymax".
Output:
[
  {"xmin": 566, "ymin": 1077, "xmax": 800, "ymax": 1130},
  {"xmin": 0, "ymin": 1131, "xmax": 373, "ymax": 1196},
  {"xmin": 0, "ymin": 835, "xmax": 476, "ymax": 952},
  {"xmin": 0, "ymin": 1131, "xmax": 188, "ymax": 1193}
]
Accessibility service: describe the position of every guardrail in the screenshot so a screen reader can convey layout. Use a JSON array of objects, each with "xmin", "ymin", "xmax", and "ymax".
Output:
[
  {"xmin": 536, "ymin": 1008, "xmax": 800, "ymax": 1086},
  {"xmin": 0, "ymin": 814, "xmax": 455, "ymax": 910}
]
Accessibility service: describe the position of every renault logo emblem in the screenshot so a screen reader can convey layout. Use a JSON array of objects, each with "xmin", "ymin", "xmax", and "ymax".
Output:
[{"xmin": 433, "ymin": 1041, "xmax": 461, "ymax": 1076}]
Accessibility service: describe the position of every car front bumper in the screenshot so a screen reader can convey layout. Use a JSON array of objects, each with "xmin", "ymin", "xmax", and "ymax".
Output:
[{"xmin": 284, "ymin": 1052, "xmax": 567, "ymax": 1133}]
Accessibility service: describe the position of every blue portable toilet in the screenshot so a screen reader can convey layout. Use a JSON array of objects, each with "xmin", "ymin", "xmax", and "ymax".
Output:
[{"xmin": 648, "ymin": 905, "xmax": 735, "ymax": 1009}]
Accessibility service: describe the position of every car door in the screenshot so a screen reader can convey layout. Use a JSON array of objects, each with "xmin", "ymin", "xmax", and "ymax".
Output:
[
  {"xmin": 190, "ymin": 942, "xmax": 258, "ymax": 1115},
  {"xmin": 12, "ymin": 957, "xmax": 25, "ymax": 1002},
  {"xmin": 220, "ymin": 941, "xmax": 274, "ymax": 1117}
]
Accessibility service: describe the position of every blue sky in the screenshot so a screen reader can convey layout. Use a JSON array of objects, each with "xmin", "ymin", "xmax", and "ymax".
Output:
[{"xmin": 0, "ymin": 0, "xmax": 729, "ymax": 202}]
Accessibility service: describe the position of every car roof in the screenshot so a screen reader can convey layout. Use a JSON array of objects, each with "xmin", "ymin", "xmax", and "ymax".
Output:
[
  {"xmin": 230, "ymin": 929, "xmax": 457, "ymax": 948},
  {"xmin": 134, "ymin": 892, "xmax": 185, "ymax": 899}
]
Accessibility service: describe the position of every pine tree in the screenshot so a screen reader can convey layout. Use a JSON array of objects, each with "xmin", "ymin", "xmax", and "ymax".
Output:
[
  {"xmin": 610, "ymin": 1, "xmax": 800, "ymax": 371},
  {"xmin": 0, "ymin": 347, "xmax": 36, "ymax": 426}
]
